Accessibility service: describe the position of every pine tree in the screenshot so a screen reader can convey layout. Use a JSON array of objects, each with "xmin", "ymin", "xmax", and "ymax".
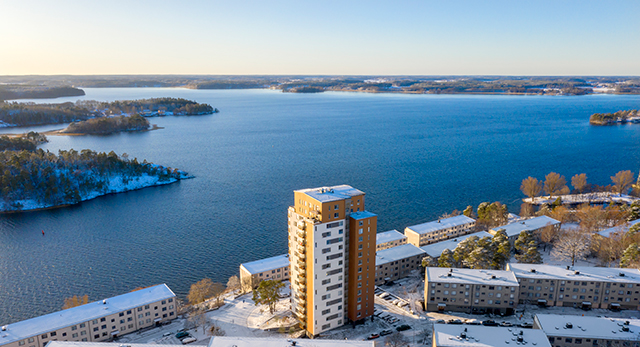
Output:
[
  {"xmin": 438, "ymin": 249, "xmax": 455, "ymax": 268},
  {"xmin": 620, "ymin": 243, "xmax": 640, "ymax": 268},
  {"xmin": 514, "ymin": 231, "xmax": 542, "ymax": 264},
  {"xmin": 491, "ymin": 229, "xmax": 511, "ymax": 269},
  {"xmin": 454, "ymin": 236, "xmax": 479, "ymax": 267}
]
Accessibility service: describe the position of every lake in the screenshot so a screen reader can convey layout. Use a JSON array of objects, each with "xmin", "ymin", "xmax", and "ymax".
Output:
[{"xmin": 1, "ymin": 88, "xmax": 639, "ymax": 324}]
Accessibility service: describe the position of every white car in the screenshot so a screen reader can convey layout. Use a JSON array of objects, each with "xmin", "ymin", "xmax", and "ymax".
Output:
[{"xmin": 181, "ymin": 337, "xmax": 197, "ymax": 344}]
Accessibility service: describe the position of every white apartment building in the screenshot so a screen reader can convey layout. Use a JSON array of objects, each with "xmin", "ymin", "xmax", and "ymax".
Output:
[
  {"xmin": 433, "ymin": 324, "xmax": 552, "ymax": 347},
  {"xmin": 507, "ymin": 263, "xmax": 640, "ymax": 310},
  {"xmin": 420, "ymin": 231, "xmax": 492, "ymax": 259},
  {"xmin": 288, "ymin": 185, "xmax": 377, "ymax": 337},
  {"xmin": 405, "ymin": 215, "xmax": 476, "ymax": 247},
  {"xmin": 375, "ymin": 229, "xmax": 407, "ymax": 251},
  {"xmin": 489, "ymin": 216, "xmax": 561, "ymax": 247},
  {"xmin": 425, "ymin": 267, "xmax": 519, "ymax": 315},
  {"xmin": 0, "ymin": 284, "xmax": 176, "ymax": 347},
  {"xmin": 533, "ymin": 314, "xmax": 640, "ymax": 347},
  {"xmin": 239, "ymin": 254, "xmax": 290, "ymax": 290},
  {"xmin": 374, "ymin": 243, "xmax": 426, "ymax": 285}
]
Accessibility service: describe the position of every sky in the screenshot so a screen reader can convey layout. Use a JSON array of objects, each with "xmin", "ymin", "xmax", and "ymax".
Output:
[{"xmin": 0, "ymin": 0, "xmax": 639, "ymax": 76}]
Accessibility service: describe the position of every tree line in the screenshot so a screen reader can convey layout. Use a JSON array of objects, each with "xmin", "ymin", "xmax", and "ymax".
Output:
[
  {"xmin": 0, "ymin": 132, "xmax": 47, "ymax": 151},
  {"xmin": 590, "ymin": 110, "xmax": 639, "ymax": 125},
  {"xmin": 0, "ymin": 149, "xmax": 183, "ymax": 210},
  {"xmin": 61, "ymin": 114, "xmax": 150, "ymax": 135},
  {"xmin": 78, "ymin": 97, "xmax": 215, "ymax": 116},
  {"xmin": 521, "ymin": 171, "xmax": 637, "ymax": 198}
]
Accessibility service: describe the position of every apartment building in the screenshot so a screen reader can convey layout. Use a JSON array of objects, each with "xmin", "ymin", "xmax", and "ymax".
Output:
[
  {"xmin": 597, "ymin": 218, "xmax": 640, "ymax": 238},
  {"xmin": 45, "ymin": 337, "xmax": 375, "ymax": 347},
  {"xmin": 239, "ymin": 254, "xmax": 290, "ymax": 290},
  {"xmin": 405, "ymin": 215, "xmax": 476, "ymax": 247},
  {"xmin": 0, "ymin": 284, "xmax": 176, "ymax": 347},
  {"xmin": 374, "ymin": 244, "xmax": 426, "ymax": 285},
  {"xmin": 288, "ymin": 185, "xmax": 376, "ymax": 337},
  {"xmin": 375, "ymin": 230, "xmax": 407, "ymax": 251},
  {"xmin": 433, "ymin": 324, "xmax": 552, "ymax": 347},
  {"xmin": 507, "ymin": 263, "xmax": 640, "ymax": 310},
  {"xmin": 420, "ymin": 231, "xmax": 492, "ymax": 259},
  {"xmin": 489, "ymin": 216, "xmax": 561, "ymax": 248},
  {"xmin": 533, "ymin": 314, "xmax": 640, "ymax": 347},
  {"xmin": 425, "ymin": 267, "xmax": 519, "ymax": 315}
]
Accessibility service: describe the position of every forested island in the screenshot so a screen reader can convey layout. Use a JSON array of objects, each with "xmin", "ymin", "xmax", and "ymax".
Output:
[
  {"xmin": 0, "ymin": 85, "xmax": 85, "ymax": 101},
  {"xmin": 60, "ymin": 115, "xmax": 150, "ymax": 135},
  {"xmin": 0, "ymin": 148, "xmax": 189, "ymax": 212},
  {"xmin": 589, "ymin": 110, "xmax": 640, "ymax": 125},
  {"xmin": 0, "ymin": 132, "xmax": 48, "ymax": 151},
  {"xmin": 0, "ymin": 97, "xmax": 216, "ymax": 128}
]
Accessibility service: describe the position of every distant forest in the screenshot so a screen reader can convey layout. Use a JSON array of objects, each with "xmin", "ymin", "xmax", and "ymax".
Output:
[
  {"xmin": 0, "ymin": 97, "xmax": 215, "ymax": 127},
  {"xmin": 0, "ymin": 149, "xmax": 183, "ymax": 210},
  {"xmin": 0, "ymin": 132, "xmax": 47, "ymax": 151},
  {"xmin": 61, "ymin": 115, "xmax": 150, "ymax": 135},
  {"xmin": 0, "ymin": 85, "xmax": 84, "ymax": 101},
  {"xmin": 590, "ymin": 110, "xmax": 639, "ymax": 125}
]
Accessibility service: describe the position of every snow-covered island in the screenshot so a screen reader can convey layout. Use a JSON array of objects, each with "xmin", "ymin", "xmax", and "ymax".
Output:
[{"xmin": 0, "ymin": 149, "xmax": 192, "ymax": 213}]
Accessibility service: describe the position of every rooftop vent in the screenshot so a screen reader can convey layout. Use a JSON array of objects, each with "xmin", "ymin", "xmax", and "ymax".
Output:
[
  {"xmin": 530, "ymin": 269, "xmax": 536, "ymax": 273},
  {"xmin": 291, "ymin": 341, "xmax": 297, "ymax": 346},
  {"xmin": 438, "ymin": 220, "xmax": 441, "ymax": 223},
  {"xmin": 447, "ymin": 273, "xmax": 452, "ymax": 277},
  {"xmin": 1, "ymin": 326, "xmax": 5, "ymax": 331},
  {"xmin": 625, "ymin": 321, "xmax": 630, "ymax": 325},
  {"xmin": 622, "ymin": 326, "xmax": 630, "ymax": 332},
  {"xmin": 517, "ymin": 336, "xmax": 524, "ymax": 343},
  {"xmin": 491, "ymin": 275, "xmax": 497, "ymax": 279},
  {"xmin": 574, "ymin": 271, "xmax": 580, "ymax": 275},
  {"xmin": 103, "ymin": 299, "xmax": 107, "ymax": 304},
  {"xmin": 566, "ymin": 266, "xmax": 571, "ymax": 270},
  {"xmin": 460, "ymin": 332, "xmax": 467, "ymax": 339},
  {"xmin": 566, "ymin": 323, "xmax": 573, "ymax": 329},
  {"xmin": 620, "ymin": 273, "xmax": 626, "ymax": 277}
]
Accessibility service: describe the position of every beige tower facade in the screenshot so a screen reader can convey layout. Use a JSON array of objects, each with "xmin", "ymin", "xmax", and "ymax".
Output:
[{"xmin": 288, "ymin": 185, "xmax": 376, "ymax": 337}]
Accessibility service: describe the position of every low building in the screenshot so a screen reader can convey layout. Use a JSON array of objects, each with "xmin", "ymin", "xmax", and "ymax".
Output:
[
  {"xmin": 239, "ymin": 254, "xmax": 290, "ymax": 290},
  {"xmin": 210, "ymin": 336, "xmax": 375, "ymax": 347},
  {"xmin": 433, "ymin": 323, "xmax": 552, "ymax": 347},
  {"xmin": 489, "ymin": 216, "xmax": 561, "ymax": 247},
  {"xmin": 375, "ymin": 229, "xmax": 407, "ymax": 251},
  {"xmin": 405, "ymin": 215, "xmax": 476, "ymax": 247},
  {"xmin": 507, "ymin": 263, "xmax": 640, "ymax": 310},
  {"xmin": 533, "ymin": 314, "xmax": 640, "ymax": 347},
  {"xmin": 0, "ymin": 284, "xmax": 176, "ymax": 347},
  {"xmin": 425, "ymin": 267, "xmax": 519, "ymax": 315},
  {"xmin": 375, "ymin": 244, "xmax": 426, "ymax": 285},
  {"xmin": 597, "ymin": 218, "xmax": 640, "ymax": 238},
  {"xmin": 420, "ymin": 231, "xmax": 493, "ymax": 259}
]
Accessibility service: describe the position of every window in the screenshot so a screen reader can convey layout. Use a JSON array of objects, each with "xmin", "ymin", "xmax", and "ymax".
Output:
[
  {"xmin": 71, "ymin": 326, "xmax": 77, "ymax": 331},
  {"xmin": 41, "ymin": 334, "xmax": 47, "ymax": 339},
  {"xmin": 72, "ymin": 333, "xmax": 78, "ymax": 338},
  {"xmin": 322, "ymin": 232, "xmax": 331, "ymax": 238}
]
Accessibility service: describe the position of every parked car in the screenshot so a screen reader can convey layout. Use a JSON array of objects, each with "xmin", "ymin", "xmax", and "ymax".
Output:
[
  {"xmin": 518, "ymin": 322, "xmax": 534, "ymax": 329},
  {"xmin": 500, "ymin": 321, "xmax": 513, "ymax": 327},
  {"xmin": 175, "ymin": 332, "xmax": 190, "ymax": 339},
  {"xmin": 380, "ymin": 330, "xmax": 393, "ymax": 336},
  {"xmin": 482, "ymin": 320, "xmax": 499, "ymax": 326},
  {"xmin": 162, "ymin": 332, "xmax": 173, "ymax": 337},
  {"xmin": 367, "ymin": 333, "xmax": 380, "ymax": 340},
  {"xmin": 447, "ymin": 319, "xmax": 463, "ymax": 325},
  {"xmin": 181, "ymin": 337, "xmax": 197, "ymax": 345},
  {"xmin": 465, "ymin": 320, "xmax": 481, "ymax": 325},
  {"xmin": 435, "ymin": 319, "xmax": 445, "ymax": 324},
  {"xmin": 396, "ymin": 325, "xmax": 411, "ymax": 331}
]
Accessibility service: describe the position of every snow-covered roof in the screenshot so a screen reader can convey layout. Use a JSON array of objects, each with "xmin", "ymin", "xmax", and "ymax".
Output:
[
  {"xmin": 209, "ymin": 336, "xmax": 375, "ymax": 347},
  {"xmin": 534, "ymin": 314, "xmax": 640, "ymax": 341},
  {"xmin": 426, "ymin": 268, "xmax": 519, "ymax": 286},
  {"xmin": 507, "ymin": 263, "xmax": 640, "ymax": 284},
  {"xmin": 597, "ymin": 219, "xmax": 640, "ymax": 238},
  {"xmin": 405, "ymin": 215, "xmax": 476, "ymax": 235},
  {"xmin": 490, "ymin": 216, "xmax": 560, "ymax": 238},
  {"xmin": 375, "ymin": 244, "xmax": 426, "ymax": 266},
  {"xmin": 45, "ymin": 343, "xmax": 182, "ymax": 347},
  {"xmin": 240, "ymin": 254, "xmax": 289, "ymax": 274},
  {"xmin": 350, "ymin": 211, "xmax": 377, "ymax": 220},
  {"xmin": 433, "ymin": 323, "xmax": 552, "ymax": 347},
  {"xmin": 295, "ymin": 185, "xmax": 364, "ymax": 203},
  {"xmin": 420, "ymin": 231, "xmax": 492, "ymax": 258},
  {"xmin": 0, "ymin": 284, "xmax": 175, "ymax": 345},
  {"xmin": 376, "ymin": 229, "xmax": 406, "ymax": 245}
]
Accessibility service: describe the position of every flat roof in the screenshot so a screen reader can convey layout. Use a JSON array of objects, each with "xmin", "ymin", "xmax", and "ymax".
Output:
[
  {"xmin": 597, "ymin": 218, "xmax": 640, "ymax": 238},
  {"xmin": 295, "ymin": 185, "xmax": 364, "ymax": 203},
  {"xmin": 350, "ymin": 211, "xmax": 377, "ymax": 220},
  {"xmin": 375, "ymin": 244, "xmax": 426, "ymax": 266},
  {"xmin": 240, "ymin": 254, "xmax": 289, "ymax": 274},
  {"xmin": 507, "ymin": 263, "xmax": 640, "ymax": 284},
  {"xmin": 45, "ymin": 343, "xmax": 183, "ymax": 347},
  {"xmin": 426, "ymin": 268, "xmax": 519, "ymax": 286},
  {"xmin": 490, "ymin": 216, "xmax": 560, "ymax": 238},
  {"xmin": 433, "ymin": 323, "xmax": 552, "ymax": 347},
  {"xmin": 376, "ymin": 229, "xmax": 406, "ymax": 245},
  {"xmin": 0, "ymin": 284, "xmax": 175, "ymax": 345},
  {"xmin": 405, "ymin": 215, "xmax": 476, "ymax": 235},
  {"xmin": 420, "ymin": 231, "xmax": 492, "ymax": 258},
  {"xmin": 209, "ymin": 336, "xmax": 375, "ymax": 347},
  {"xmin": 534, "ymin": 314, "xmax": 640, "ymax": 341}
]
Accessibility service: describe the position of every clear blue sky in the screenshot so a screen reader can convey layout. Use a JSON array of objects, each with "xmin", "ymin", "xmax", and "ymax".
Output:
[{"xmin": 1, "ymin": 0, "xmax": 638, "ymax": 75}]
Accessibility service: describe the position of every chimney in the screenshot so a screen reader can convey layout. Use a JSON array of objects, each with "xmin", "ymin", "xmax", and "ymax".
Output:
[
  {"xmin": 1, "ymin": 326, "xmax": 6, "ymax": 331},
  {"xmin": 103, "ymin": 299, "xmax": 107, "ymax": 305},
  {"xmin": 566, "ymin": 266, "xmax": 570, "ymax": 270}
]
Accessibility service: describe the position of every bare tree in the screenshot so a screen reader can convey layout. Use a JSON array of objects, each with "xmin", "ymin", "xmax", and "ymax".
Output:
[
  {"xmin": 385, "ymin": 332, "xmax": 410, "ymax": 347},
  {"xmin": 240, "ymin": 275, "xmax": 254, "ymax": 293},
  {"xmin": 552, "ymin": 228, "xmax": 591, "ymax": 266},
  {"xmin": 187, "ymin": 278, "xmax": 225, "ymax": 305},
  {"xmin": 62, "ymin": 294, "xmax": 89, "ymax": 309},
  {"xmin": 611, "ymin": 170, "xmax": 635, "ymax": 196},
  {"xmin": 208, "ymin": 320, "xmax": 226, "ymax": 336},
  {"xmin": 571, "ymin": 173, "xmax": 588, "ymax": 193},
  {"xmin": 536, "ymin": 223, "xmax": 560, "ymax": 252},
  {"xmin": 226, "ymin": 275, "xmax": 240, "ymax": 293},
  {"xmin": 544, "ymin": 172, "xmax": 568, "ymax": 196},
  {"xmin": 520, "ymin": 202, "xmax": 535, "ymax": 218},
  {"xmin": 576, "ymin": 204, "xmax": 607, "ymax": 233},
  {"xmin": 520, "ymin": 177, "xmax": 542, "ymax": 199}
]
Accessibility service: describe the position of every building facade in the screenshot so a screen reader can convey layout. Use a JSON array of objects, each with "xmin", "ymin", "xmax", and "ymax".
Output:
[
  {"xmin": 405, "ymin": 215, "xmax": 476, "ymax": 247},
  {"xmin": 288, "ymin": 185, "xmax": 376, "ymax": 337},
  {"xmin": 507, "ymin": 263, "xmax": 640, "ymax": 310},
  {"xmin": 375, "ymin": 230, "xmax": 407, "ymax": 251},
  {"xmin": 239, "ymin": 254, "xmax": 290, "ymax": 290},
  {"xmin": 374, "ymin": 244, "xmax": 425, "ymax": 285},
  {"xmin": 425, "ymin": 268, "xmax": 519, "ymax": 315},
  {"xmin": 0, "ymin": 284, "xmax": 176, "ymax": 347},
  {"xmin": 533, "ymin": 314, "xmax": 640, "ymax": 347}
]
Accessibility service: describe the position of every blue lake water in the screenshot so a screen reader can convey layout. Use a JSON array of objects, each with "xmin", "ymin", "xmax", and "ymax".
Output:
[{"xmin": 1, "ymin": 88, "xmax": 639, "ymax": 324}]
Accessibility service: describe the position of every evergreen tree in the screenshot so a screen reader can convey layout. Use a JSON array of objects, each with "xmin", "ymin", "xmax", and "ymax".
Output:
[
  {"xmin": 463, "ymin": 205, "xmax": 474, "ymax": 218},
  {"xmin": 620, "ymin": 243, "xmax": 640, "ymax": 268},
  {"xmin": 514, "ymin": 231, "xmax": 542, "ymax": 264},
  {"xmin": 491, "ymin": 229, "xmax": 511, "ymax": 269},
  {"xmin": 454, "ymin": 236, "xmax": 479, "ymax": 267},
  {"xmin": 438, "ymin": 249, "xmax": 455, "ymax": 268}
]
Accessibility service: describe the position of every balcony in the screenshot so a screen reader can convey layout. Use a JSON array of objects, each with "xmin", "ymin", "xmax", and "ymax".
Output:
[
  {"xmin": 297, "ymin": 230, "xmax": 306, "ymax": 239},
  {"xmin": 298, "ymin": 272, "xmax": 306, "ymax": 279}
]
